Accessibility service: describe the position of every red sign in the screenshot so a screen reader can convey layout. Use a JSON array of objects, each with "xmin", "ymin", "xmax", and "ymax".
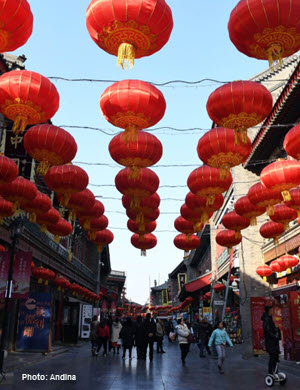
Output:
[
  {"xmin": 0, "ymin": 252, "xmax": 10, "ymax": 299},
  {"xmin": 250, "ymin": 297, "xmax": 271, "ymax": 355},
  {"xmin": 290, "ymin": 292, "xmax": 300, "ymax": 360},
  {"xmin": 11, "ymin": 252, "xmax": 32, "ymax": 299},
  {"xmin": 281, "ymin": 301, "xmax": 294, "ymax": 360}
]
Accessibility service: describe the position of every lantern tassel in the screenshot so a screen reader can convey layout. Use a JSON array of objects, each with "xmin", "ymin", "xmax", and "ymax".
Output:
[
  {"xmin": 36, "ymin": 160, "xmax": 51, "ymax": 176},
  {"xmin": 38, "ymin": 278, "xmax": 42, "ymax": 284},
  {"xmin": 130, "ymin": 197, "xmax": 140, "ymax": 209},
  {"xmin": 124, "ymin": 123, "xmax": 139, "ymax": 143},
  {"xmin": 138, "ymin": 234, "xmax": 144, "ymax": 242},
  {"xmin": 141, "ymin": 249, "xmax": 146, "ymax": 256},
  {"xmin": 29, "ymin": 213, "xmax": 37, "ymax": 223},
  {"xmin": 68, "ymin": 248, "xmax": 73, "ymax": 262},
  {"xmin": 129, "ymin": 166, "xmax": 140, "ymax": 179},
  {"xmin": 281, "ymin": 190, "xmax": 291, "ymax": 202},
  {"xmin": 97, "ymin": 245, "xmax": 103, "ymax": 253},
  {"xmin": 200, "ymin": 212, "xmax": 209, "ymax": 224},
  {"xmin": 40, "ymin": 225, "xmax": 47, "ymax": 233},
  {"xmin": 0, "ymin": 217, "xmax": 3, "ymax": 225},
  {"xmin": 266, "ymin": 205, "xmax": 275, "ymax": 216},
  {"xmin": 45, "ymin": 280, "xmax": 49, "ymax": 285},
  {"xmin": 287, "ymin": 268, "xmax": 291, "ymax": 274},
  {"xmin": 194, "ymin": 221, "xmax": 203, "ymax": 232},
  {"xmin": 83, "ymin": 220, "xmax": 91, "ymax": 230},
  {"xmin": 12, "ymin": 114, "xmax": 28, "ymax": 135},
  {"xmin": 266, "ymin": 44, "xmax": 283, "ymax": 68},
  {"xmin": 250, "ymin": 217, "xmax": 257, "ymax": 226},
  {"xmin": 206, "ymin": 194, "xmax": 215, "ymax": 206},
  {"xmin": 117, "ymin": 42, "xmax": 136, "ymax": 70},
  {"xmin": 54, "ymin": 235, "xmax": 60, "ymax": 243},
  {"xmin": 184, "ymin": 250, "xmax": 189, "ymax": 259}
]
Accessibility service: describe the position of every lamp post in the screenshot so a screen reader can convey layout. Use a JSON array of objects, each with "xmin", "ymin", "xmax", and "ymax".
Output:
[
  {"xmin": 95, "ymin": 251, "xmax": 104, "ymax": 312},
  {"xmin": 0, "ymin": 216, "xmax": 25, "ymax": 376}
]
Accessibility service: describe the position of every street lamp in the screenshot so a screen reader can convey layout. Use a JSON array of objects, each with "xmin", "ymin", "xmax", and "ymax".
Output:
[
  {"xmin": 0, "ymin": 216, "xmax": 25, "ymax": 377},
  {"xmin": 95, "ymin": 252, "xmax": 104, "ymax": 310}
]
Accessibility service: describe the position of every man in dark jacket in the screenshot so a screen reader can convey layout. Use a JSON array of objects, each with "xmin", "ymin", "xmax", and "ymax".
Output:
[
  {"xmin": 135, "ymin": 316, "xmax": 144, "ymax": 359},
  {"xmin": 119, "ymin": 317, "xmax": 136, "ymax": 359},
  {"xmin": 261, "ymin": 306, "xmax": 281, "ymax": 376},
  {"xmin": 142, "ymin": 313, "xmax": 156, "ymax": 361},
  {"xmin": 197, "ymin": 318, "xmax": 212, "ymax": 357}
]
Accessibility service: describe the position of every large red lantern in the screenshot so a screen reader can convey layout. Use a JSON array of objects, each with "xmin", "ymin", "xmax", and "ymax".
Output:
[
  {"xmin": 197, "ymin": 127, "xmax": 252, "ymax": 175},
  {"xmin": 0, "ymin": 0, "xmax": 33, "ymax": 53},
  {"xmin": 214, "ymin": 284, "xmax": 225, "ymax": 293},
  {"xmin": 21, "ymin": 192, "xmax": 52, "ymax": 223},
  {"xmin": 100, "ymin": 80, "xmax": 166, "ymax": 140},
  {"xmin": 260, "ymin": 160, "xmax": 300, "ymax": 202},
  {"xmin": 24, "ymin": 124, "xmax": 77, "ymax": 175},
  {"xmin": 0, "ymin": 155, "xmax": 18, "ymax": 184},
  {"xmin": 45, "ymin": 165, "xmax": 89, "ymax": 207},
  {"xmin": 126, "ymin": 208, "xmax": 160, "ymax": 232},
  {"xmin": 109, "ymin": 131, "xmax": 162, "ymax": 177},
  {"xmin": 174, "ymin": 233, "xmax": 200, "ymax": 258},
  {"xmin": 284, "ymin": 188, "xmax": 300, "ymax": 217},
  {"xmin": 234, "ymin": 196, "xmax": 266, "ymax": 225},
  {"xmin": 185, "ymin": 192, "xmax": 223, "ymax": 223},
  {"xmin": 86, "ymin": 215, "xmax": 109, "ymax": 239},
  {"xmin": 36, "ymin": 207, "xmax": 60, "ymax": 232},
  {"xmin": 0, "ymin": 176, "xmax": 37, "ymax": 210},
  {"xmin": 0, "ymin": 70, "xmax": 59, "ymax": 134},
  {"xmin": 269, "ymin": 204, "xmax": 297, "ymax": 230},
  {"xmin": 58, "ymin": 189, "xmax": 95, "ymax": 221},
  {"xmin": 256, "ymin": 265, "xmax": 273, "ymax": 282},
  {"xmin": 270, "ymin": 260, "xmax": 285, "ymax": 278},
  {"xmin": 222, "ymin": 211, "xmax": 250, "ymax": 237},
  {"xmin": 216, "ymin": 230, "xmax": 242, "ymax": 251},
  {"xmin": 228, "ymin": 0, "xmax": 300, "ymax": 66},
  {"xmin": 260, "ymin": 221, "xmax": 285, "ymax": 244},
  {"xmin": 86, "ymin": 0, "xmax": 173, "ymax": 69},
  {"xmin": 131, "ymin": 233, "xmax": 157, "ymax": 256},
  {"xmin": 53, "ymin": 276, "xmax": 70, "ymax": 292},
  {"xmin": 248, "ymin": 182, "xmax": 282, "ymax": 216},
  {"xmin": 127, "ymin": 219, "xmax": 156, "ymax": 235},
  {"xmin": 277, "ymin": 255, "xmax": 299, "ymax": 275},
  {"xmin": 47, "ymin": 218, "xmax": 73, "ymax": 243},
  {"xmin": 0, "ymin": 196, "xmax": 14, "ymax": 223},
  {"xmin": 32, "ymin": 267, "xmax": 55, "ymax": 285},
  {"xmin": 188, "ymin": 166, "xmax": 232, "ymax": 206},
  {"xmin": 122, "ymin": 193, "xmax": 160, "ymax": 213},
  {"xmin": 88, "ymin": 229, "xmax": 114, "ymax": 252},
  {"xmin": 284, "ymin": 124, "xmax": 300, "ymax": 160},
  {"xmin": 174, "ymin": 216, "xmax": 195, "ymax": 236},
  {"xmin": 77, "ymin": 200, "xmax": 105, "ymax": 230},
  {"xmin": 180, "ymin": 204, "xmax": 205, "ymax": 233}
]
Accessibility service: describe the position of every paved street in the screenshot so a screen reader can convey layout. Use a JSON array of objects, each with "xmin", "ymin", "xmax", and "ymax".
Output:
[{"xmin": 6, "ymin": 340, "xmax": 300, "ymax": 389}]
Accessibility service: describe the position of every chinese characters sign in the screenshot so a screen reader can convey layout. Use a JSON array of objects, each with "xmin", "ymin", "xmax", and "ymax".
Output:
[
  {"xmin": 16, "ymin": 292, "xmax": 52, "ymax": 352},
  {"xmin": 0, "ymin": 252, "xmax": 10, "ymax": 299},
  {"xmin": 178, "ymin": 273, "xmax": 187, "ymax": 292},
  {"xmin": 11, "ymin": 252, "xmax": 32, "ymax": 299}
]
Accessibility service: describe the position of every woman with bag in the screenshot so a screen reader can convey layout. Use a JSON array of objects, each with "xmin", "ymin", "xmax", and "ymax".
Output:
[
  {"xmin": 208, "ymin": 321, "xmax": 233, "ymax": 374},
  {"xmin": 175, "ymin": 318, "xmax": 191, "ymax": 365},
  {"xmin": 111, "ymin": 318, "xmax": 122, "ymax": 355}
]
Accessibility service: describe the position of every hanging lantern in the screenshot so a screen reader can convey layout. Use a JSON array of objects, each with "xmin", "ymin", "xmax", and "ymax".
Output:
[
  {"xmin": 88, "ymin": 229, "xmax": 114, "ymax": 252},
  {"xmin": 131, "ymin": 233, "xmax": 157, "ymax": 256},
  {"xmin": 213, "ymin": 283, "xmax": 225, "ymax": 293},
  {"xmin": 197, "ymin": 127, "xmax": 252, "ymax": 175},
  {"xmin": 206, "ymin": 81, "xmax": 272, "ymax": 142},
  {"xmin": 58, "ymin": 189, "xmax": 95, "ymax": 221},
  {"xmin": 256, "ymin": 265, "xmax": 273, "ymax": 282},
  {"xmin": 109, "ymin": 131, "xmax": 163, "ymax": 178},
  {"xmin": 115, "ymin": 167, "xmax": 159, "ymax": 207},
  {"xmin": 127, "ymin": 219, "xmax": 157, "ymax": 235},
  {"xmin": 174, "ymin": 216, "xmax": 195, "ymax": 236},
  {"xmin": 24, "ymin": 124, "xmax": 77, "ymax": 175},
  {"xmin": 185, "ymin": 192, "xmax": 223, "ymax": 223},
  {"xmin": 47, "ymin": 218, "xmax": 73, "ymax": 243},
  {"xmin": 100, "ymin": 80, "xmax": 166, "ymax": 141},
  {"xmin": 32, "ymin": 267, "xmax": 55, "ymax": 285},
  {"xmin": 281, "ymin": 255, "xmax": 298, "ymax": 274},
  {"xmin": 126, "ymin": 208, "xmax": 159, "ymax": 233},
  {"xmin": 222, "ymin": 211, "xmax": 250, "ymax": 237},
  {"xmin": 228, "ymin": 0, "xmax": 300, "ymax": 66},
  {"xmin": 204, "ymin": 292, "xmax": 211, "ymax": 301},
  {"xmin": 85, "ymin": 215, "xmax": 109, "ymax": 239},
  {"xmin": 30, "ymin": 261, "xmax": 35, "ymax": 271},
  {"xmin": 0, "ymin": 196, "xmax": 14, "ymax": 223},
  {"xmin": 44, "ymin": 164, "xmax": 89, "ymax": 207},
  {"xmin": 0, "ymin": 0, "xmax": 33, "ymax": 53},
  {"xmin": 0, "ymin": 155, "xmax": 18, "ymax": 184},
  {"xmin": 270, "ymin": 260, "xmax": 285, "ymax": 278},
  {"xmin": 180, "ymin": 204, "xmax": 205, "ymax": 233},
  {"xmin": 77, "ymin": 200, "xmax": 105, "ymax": 230},
  {"xmin": 234, "ymin": 196, "xmax": 266, "ymax": 225},
  {"xmin": 0, "ymin": 176, "xmax": 37, "ymax": 211},
  {"xmin": 216, "ymin": 230, "xmax": 242, "ymax": 252},
  {"xmin": 86, "ymin": 0, "xmax": 173, "ymax": 69},
  {"xmin": 36, "ymin": 207, "xmax": 60, "ymax": 232},
  {"xmin": 260, "ymin": 221, "xmax": 285, "ymax": 244},
  {"xmin": 269, "ymin": 204, "xmax": 297, "ymax": 230},
  {"xmin": 174, "ymin": 233, "xmax": 200, "ymax": 258},
  {"xmin": 284, "ymin": 124, "xmax": 300, "ymax": 160},
  {"xmin": 260, "ymin": 160, "xmax": 300, "ymax": 202},
  {"xmin": 21, "ymin": 192, "xmax": 52, "ymax": 223},
  {"xmin": 53, "ymin": 276, "xmax": 70, "ymax": 292},
  {"xmin": 122, "ymin": 193, "xmax": 160, "ymax": 213},
  {"xmin": 188, "ymin": 166, "xmax": 232, "ymax": 206},
  {"xmin": 284, "ymin": 188, "xmax": 300, "ymax": 217},
  {"xmin": 0, "ymin": 244, "xmax": 5, "ymax": 251},
  {"xmin": 248, "ymin": 182, "xmax": 282, "ymax": 216},
  {"xmin": 0, "ymin": 70, "xmax": 59, "ymax": 134}
]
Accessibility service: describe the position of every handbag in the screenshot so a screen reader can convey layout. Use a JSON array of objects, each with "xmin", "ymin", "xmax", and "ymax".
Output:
[
  {"xmin": 169, "ymin": 332, "xmax": 176, "ymax": 341},
  {"xmin": 188, "ymin": 334, "xmax": 195, "ymax": 343}
]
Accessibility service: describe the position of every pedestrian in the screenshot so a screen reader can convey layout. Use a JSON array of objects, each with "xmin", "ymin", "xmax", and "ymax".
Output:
[
  {"xmin": 106, "ymin": 315, "xmax": 113, "ymax": 353},
  {"xmin": 119, "ymin": 317, "xmax": 135, "ymax": 359},
  {"xmin": 111, "ymin": 318, "xmax": 122, "ymax": 355},
  {"xmin": 197, "ymin": 317, "xmax": 212, "ymax": 358},
  {"xmin": 175, "ymin": 318, "xmax": 191, "ymax": 365},
  {"xmin": 142, "ymin": 313, "xmax": 156, "ymax": 361},
  {"xmin": 261, "ymin": 306, "xmax": 281, "ymax": 377},
  {"xmin": 90, "ymin": 315, "xmax": 99, "ymax": 356},
  {"xmin": 165, "ymin": 319, "xmax": 173, "ymax": 342},
  {"xmin": 208, "ymin": 321, "xmax": 233, "ymax": 374},
  {"xmin": 96, "ymin": 318, "xmax": 110, "ymax": 356},
  {"xmin": 156, "ymin": 318, "xmax": 166, "ymax": 353},
  {"xmin": 135, "ymin": 316, "xmax": 144, "ymax": 359}
]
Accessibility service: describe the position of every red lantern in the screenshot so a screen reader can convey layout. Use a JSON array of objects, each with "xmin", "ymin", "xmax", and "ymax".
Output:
[
  {"xmin": 47, "ymin": 218, "xmax": 73, "ymax": 243},
  {"xmin": 188, "ymin": 166, "xmax": 232, "ymax": 206},
  {"xmin": 256, "ymin": 265, "xmax": 273, "ymax": 282},
  {"xmin": 86, "ymin": 215, "xmax": 109, "ymax": 239},
  {"xmin": 122, "ymin": 193, "xmax": 160, "ymax": 213},
  {"xmin": 77, "ymin": 200, "xmax": 105, "ymax": 230},
  {"xmin": 185, "ymin": 192, "xmax": 223, "ymax": 223},
  {"xmin": 281, "ymin": 255, "xmax": 298, "ymax": 274},
  {"xmin": 32, "ymin": 267, "xmax": 55, "ymax": 285},
  {"xmin": 206, "ymin": 81, "xmax": 272, "ymax": 141},
  {"xmin": 30, "ymin": 261, "xmax": 35, "ymax": 271},
  {"xmin": 234, "ymin": 196, "xmax": 266, "ymax": 225},
  {"xmin": 222, "ymin": 211, "xmax": 250, "ymax": 237},
  {"xmin": 174, "ymin": 216, "xmax": 195, "ymax": 236},
  {"xmin": 228, "ymin": 0, "xmax": 300, "ymax": 66},
  {"xmin": 269, "ymin": 204, "xmax": 297, "ymax": 230},
  {"xmin": 109, "ymin": 131, "xmax": 163, "ymax": 177},
  {"xmin": 204, "ymin": 292, "xmax": 211, "ymax": 301},
  {"xmin": 0, "ymin": 244, "xmax": 5, "ymax": 251},
  {"xmin": 88, "ymin": 229, "xmax": 114, "ymax": 252},
  {"xmin": 131, "ymin": 233, "xmax": 157, "ymax": 256},
  {"xmin": 197, "ymin": 127, "xmax": 252, "ymax": 175},
  {"xmin": 0, "ymin": 176, "xmax": 37, "ymax": 210},
  {"xmin": 0, "ymin": 0, "xmax": 33, "ymax": 53},
  {"xmin": 86, "ymin": 0, "xmax": 173, "ymax": 69},
  {"xmin": 284, "ymin": 124, "xmax": 300, "ymax": 160},
  {"xmin": 180, "ymin": 204, "xmax": 205, "ymax": 233},
  {"xmin": 36, "ymin": 207, "xmax": 60, "ymax": 232},
  {"xmin": 284, "ymin": 188, "xmax": 300, "ymax": 217},
  {"xmin": 248, "ymin": 182, "xmax": 282, "ymax": 216},
  {"xmin": 53, "ymin": 276, "xmax": 70, "ymax": 291},
  {"xmin": 0, "ymin": 196, "xmax": 14, "ymax": 223},
  {"xmin": 216, "ymin": 230, "xmax": 242, "ymax": 251},
  {"xmin": 45, "ymin": 164, "xmax": 89, "ymax": 207},
  {"xmin": 260, "ymin": 221, "xmax": 285, "ymax": 244},
  {"xmin": 270, "ymin": 260, "xmax": 285, "ymax": 277},
  {"xmin": 115, "ymin": 168, "xmax": 159, "ymax": 206},
  {"xmin": 174, "ymin": 233, "xmax": 200, "ymax": 258},
  {"xmin": 213, "ymin": 284, "xmax": 225, "ymax": 293},
  {"xmin": 0, "ymin": 155, "xmax": 18, "ymax": 184},
  {"xmin": 21, "ymin": 192, "xmax": 52, "ymax": 223},
  {"xmin": 58, "ymin": 189, "xmax": 95, "ymax": 221},
  {"xmin": 0, "ymin": 70, "xmax": 59, "ymax": 134},
  {"xmin": 127, "ymin": 219, "xmax": 156, "ymax": 235},
  {"xmin": 260, "ymin": 160, "xmax": 300, "ymax": 202},
  {"xmin": 126, "ymin": 208, "xmax": 159, "ymax": 232},
  {"xmin": 24, "ymin": 124, "xmax": 77, "ymax": 175}
]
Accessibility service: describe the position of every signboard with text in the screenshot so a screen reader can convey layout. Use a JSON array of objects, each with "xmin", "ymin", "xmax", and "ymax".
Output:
[
  {"xmin": 250, "ymin": 297, "xmax": 271, "ymax": 355},
  {"xmin": 0, "ymin": 252, "xmax": 10, "ymax": 299},
  {"xmin": 178, "ymin": 273, "xmax": 187, "ymax": 292},
  {"xmin": 11, "ymin": 252, "xmax": 32, "ymax": 299}
]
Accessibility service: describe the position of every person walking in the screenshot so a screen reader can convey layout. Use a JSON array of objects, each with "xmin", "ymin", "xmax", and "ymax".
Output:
[
  {"xmin": 175, "ymin": 318, "xmax": 191, "ymax": 365},
  {"xmin": 96, "ymin": 319, "xmax": 110, "ymax": 356},
  {"xmin": 197, "ymin": 318, "xmax": 212, "ymax": 358},
  {"xmin": 135, "ymin": 316, "xmax": 144, "ymax": 359},
  {"xmin": 261, "ymin": 306, "xmax": 281, "ymax": 377},
  {"xmin": 142, "ymin": 313, "xmax": 156, "ymax": 361},
  {"xmin": 119, "ymin": 317, "xmax": 135, "ymax": 359},
  {"xmin": 106, "ymin": 315, "xmax": 113, "ymax": 353},
  {"xmin": 111, "ymin": 318, "xmax": 122, "ymax": 355},
  {"xmin": 208, "ymin": 321, "xmax": 233, "ymax": 374},
  {"xmin": 90, "ymin": 315, "xmax": 99, "ymax": 356},
  {"xmin": 165, "ymin": 319, "xmax": 173, "ymax": 342},
  {"xmin": 156, "ymin": 318, "xmax": 166, "ymax": 353}
]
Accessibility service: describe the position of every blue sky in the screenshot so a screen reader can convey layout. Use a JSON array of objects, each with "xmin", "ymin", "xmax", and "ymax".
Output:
[{"xmin": 13, "ymin": 0, "xmax": 269, "ymax": 303}]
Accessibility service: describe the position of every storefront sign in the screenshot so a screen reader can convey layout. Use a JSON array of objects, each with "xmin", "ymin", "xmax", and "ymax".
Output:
[
  {"xmin": 277, "ymin": 277, "xmax": 287, "ymax": 287},
  {"xmin": 281, "ymin": 301, "xmax": 294, "ymax": 360},
  {"xmin": 0, "ymin": 252, "xmax": 10, "ymax": 299},
  {"xmin": 16, "ymin": 292, "xmax": 52, "ymax": 352},
  {"xmin": 11, "ymin": 252, "xmax": 32, "ymax": 299},
  {"xmin": 178, "ymin": 273, "xmax": 187, "ymax": 292},
  {"xmin": 203, "ymin": 307, "xmax": 212, "ymax": 321},
  {"xmin": 162, "ymin": 289, "xmax": 168, "ymax": 305},
  {"xmin": 81, "ymin": 304, "xmax": 92, "ymax": 339},
  {"xmin": 250, "ymin": 297, "xmax": 271, "ymax": 355}
]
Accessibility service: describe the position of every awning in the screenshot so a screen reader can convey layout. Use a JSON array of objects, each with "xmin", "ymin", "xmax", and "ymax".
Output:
[
  {"xmin": 272, "ymin": 282, "xmax": 299, "ymax": 297},
  {"xmin": 185, "ymin": 273, "xmax": 212, "ymax": 293}
]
